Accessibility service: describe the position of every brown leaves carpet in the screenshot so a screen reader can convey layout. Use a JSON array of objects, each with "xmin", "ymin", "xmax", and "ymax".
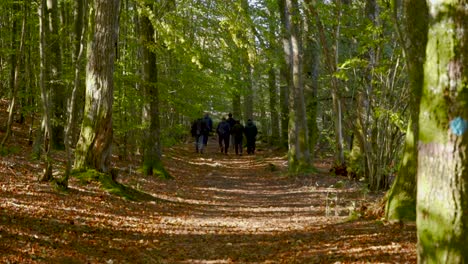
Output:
[{"xmin": 0, "ymin": 129, "xmax": 416, "ymax": 263}]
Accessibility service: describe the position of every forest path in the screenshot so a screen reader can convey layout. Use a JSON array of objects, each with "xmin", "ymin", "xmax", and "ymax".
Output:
[
  {"xmin": 0, "ymin": 136, "xmax": 416, "ymax": 263},
  {"xmin": 129, "ymin": 136, "xmax": 416, "ymax": 263}
]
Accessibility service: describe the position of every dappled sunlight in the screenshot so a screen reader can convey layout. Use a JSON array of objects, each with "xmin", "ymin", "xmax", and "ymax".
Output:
[{"xmin": 0, "ymin": 138, "xmax": 416, "ymax": 262}]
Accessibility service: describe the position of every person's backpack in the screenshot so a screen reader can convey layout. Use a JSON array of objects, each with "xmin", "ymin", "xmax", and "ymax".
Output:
[
  {"xmin": 191, "ymin": 118, "xmax": 204, "ymax": 136},
  {"xmin": 217, "ymin": 122, "xmax": 229, "ymax": 135}
]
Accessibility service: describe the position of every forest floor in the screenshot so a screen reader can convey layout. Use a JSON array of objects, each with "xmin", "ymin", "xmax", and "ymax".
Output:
[{"xmin": 0, "ymin": 103, "xmax": 416, "ymax": 263}]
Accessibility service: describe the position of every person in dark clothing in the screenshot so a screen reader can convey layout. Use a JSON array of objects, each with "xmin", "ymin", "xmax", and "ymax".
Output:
[
  {"xmin": 244, "ymin": 119, "xmax": 258, "ymax": 155},
  {"xmin": 216, "ymin": 117, "xmax": 231, "ymax": 154},
  {"xmin": 231, "ymin": 120, "xmax": 244, "ymax": 155},
  {"xmin": 202, "ymin": 113, "xmax": 213, "ymax": 147},
  {"xmin": 190, "ymin": 117, "xmax": 208, "ymax": 153},
  {"xmin": 226, "ymin": 113, "xmax": 236, "ymax": 147}
]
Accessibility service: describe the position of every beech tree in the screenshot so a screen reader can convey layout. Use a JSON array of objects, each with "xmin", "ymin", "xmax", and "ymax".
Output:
[
  {"xmin": 74, "ymin": 0, "xmax": 120, "ymax": 173},
  {"xmin": 417, "ymin": 1, "xmax": 468, "ymax": 261},
  {"xmin": 279, "ymin": 0, "xmax": 312, "ymax": 172},
  {"xmin": 385, "ymin": 0, "xmax": 428, "ymax": 221},
  {"xmin": 139, "ymin": 2, "xmax": 170, "ymax": 178}
]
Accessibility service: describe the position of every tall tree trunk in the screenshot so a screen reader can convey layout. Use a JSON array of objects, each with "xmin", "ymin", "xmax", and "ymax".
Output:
[
  {"xmin": 282, "ymin": 0, "xmax": 311, "ymax": 172},
  {"xmin": 303, "ymin": 18, "xmax": 320, "ymax": 159},
  {"xmin": 417, "ymin": 1, "xmax": 468, "ymax": 261},
  {"xmin": 74, "ymin": 0, "xmax": 120, "ymax": 173},
  {"xmin": 62, "ymin": 0, "xmax": 88, "ymax": 186},
  {"xmin": 278, "ymin": 0, "xmax": 290, "ymax": 149},
  {"xmin": 232, "ymin": 94, "xmax": 242, "ymax": 120},
  {"xmin": 38, "ymin": 0, "xmax": 53, "ymax": 182},
  {"xmin": 268, "ymin": 67, "xmax": 280, "ymax": 145},
  {"xmin": 140, "ymin": 6, "xmax": 169, "ymax": 178},
  {"xmin": 243, "ymin": 64, "xmax": 254, "ymax": 121},
  {"xmin": 385, "ymin": 0, "xmax": 428, "ymax": 221},
  {"xmin": 46, "ymin": 0, "xmax": 65, "ymax": 149},
  {"xmin": 266, "ymin": 4, "xmax": 280, "ymax": 146}
]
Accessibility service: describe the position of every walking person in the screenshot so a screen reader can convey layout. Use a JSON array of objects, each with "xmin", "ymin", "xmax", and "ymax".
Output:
[
  {"xmin": 216, "ymin": 117, "xmax": 231, "ymax": 154},
  {"xmin": 190, "ymin": 117, "xmax": 208, "ymax": 153},
  {"xmin": 202, "ymin": 113, "xmax": 213, "ymax": 148},
  {"xmin": 226, "ymin": 113, "xmax": 236, "ymax": 148},
  {"xmin": 244, "ymin": 119, "xmax": 258, "ymax": 155},
  {"xmin": 231, "ymin": 120, "xmax": 244, "ymax": 156}
]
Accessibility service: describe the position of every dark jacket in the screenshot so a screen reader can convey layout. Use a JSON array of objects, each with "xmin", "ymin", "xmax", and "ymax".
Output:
[
  {"xmin": 231, "ymin": 123, "xmax": 244, "ymax": 140},
  {"xmin": 203, "ymin": 115, "xmax": 213, "ymax": 133},
  {"xmin": 191, "ymin": 118, "xmax": 208, "ymax": 137},
  {"xmin": 217, "ymin": 120, "xmax": 230, "ymax": 136},
  {"xmin": 244, "ymin": 120, "xmax": 258, "ymax": 141},
  {"xmin": 227, "ymin": 117, "xmax": 236, "ymax": 134}
]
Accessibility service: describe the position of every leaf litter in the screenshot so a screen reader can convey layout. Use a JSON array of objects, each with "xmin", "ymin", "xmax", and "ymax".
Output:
[{"xmin": 0, "ymin": 115, "xmax": 415, "ymax": 263}]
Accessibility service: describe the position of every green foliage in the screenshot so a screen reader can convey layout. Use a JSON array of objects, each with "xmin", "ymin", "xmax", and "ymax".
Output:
[
  {"xmin": 345, "ymin": 145, "xmax": 364, "ymax": 180},
  {"xmin": 161, "ymin": 124, "xmax": 187, "ymax": 146},
  {"xmin": 346, "ymin": 201, "xmax": 361, "ymax": 221},
  {"xmin": 334, "ymin": 180, "xmax": 345, "ymax": 188}
]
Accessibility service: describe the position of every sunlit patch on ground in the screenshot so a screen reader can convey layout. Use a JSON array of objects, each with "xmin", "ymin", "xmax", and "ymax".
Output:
[{"xmin": 0, "ymin": 136, "xmax": 416, "ymax": 263}]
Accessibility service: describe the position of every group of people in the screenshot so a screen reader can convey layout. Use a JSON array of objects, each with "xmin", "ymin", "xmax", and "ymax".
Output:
[
  {"xmin": 191, "ymin": 112, "xmax": 258, "ymax": 155},
  {"xmin": 190, "ymin": 113, "xmax": 213, "ymax": 154}
]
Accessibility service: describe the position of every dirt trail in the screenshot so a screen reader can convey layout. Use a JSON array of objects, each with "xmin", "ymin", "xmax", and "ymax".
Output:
[{"xmin": 0, "ymin": 136, "xmax": 416, "ymax": 263}]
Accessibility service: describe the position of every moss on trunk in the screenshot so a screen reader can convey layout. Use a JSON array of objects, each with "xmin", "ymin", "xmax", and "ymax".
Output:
[
  {"xmin": 417, "ymin": 2, "xmax": 468, "ymax": 261},
  {"xmin": 73, "ymin": 0, "xmax": 119, "ymax": 173},
  {"xmin": 385, "ymin": 0, "xmax": 428, "ymax": 221}
]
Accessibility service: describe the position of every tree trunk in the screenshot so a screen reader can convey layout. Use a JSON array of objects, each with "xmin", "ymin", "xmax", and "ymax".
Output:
[
  {"xmin": 417, "ymin": 1, "xmax": 468, "ymax": 261},
  {"xmin": 62, "ymin": 0, "xmax": 88, "ymax": 186},
  {"xmin": 278, "ymin": 0, "xmax": 289, "ymax": 150},
  {"xmin": 268, "ymin": 67, "xmax": 280, "ymax": 145},
  {"xmin": 38, "ymin": 0, "xmax": 53, "ymax": 182},
  {"xmin": 282, "ymin": 0, "xmax": 311, "ymax": 172},
  {"xmin": 385, "ymin": 0, "xmax": 428, "ymax": 221},
  {"xmin": 303, "ymin": 18, "xmax": 320, "ymax": 159},
  {"xmin": 140, "ymin": 6, "xmax": 168, "ymax": 178},
  {"xmin": 232, "ymin": 94, "xmax": 242, "ymax": 121},
  {"xmin": 74, "ymin": 0, "xmax": 120, "ymax": 173},
  {"xmin": 46, "ymin": 0, "xmax": 65, "ymax": 149},
  {"xmin": 243, "ymin": 64, "xmax": 254, "ymax": 122}
]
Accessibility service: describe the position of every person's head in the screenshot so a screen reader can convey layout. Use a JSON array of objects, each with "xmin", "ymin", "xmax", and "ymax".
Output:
[
  {"xmin": 204, "ymin": 112, "xmax": 210, "ymax": 118},
  {"xmin": 222, "ymin": 117, "xmax": 226, "ymax": 121},
  {"xmin": 228, "ymin": 113, "xmax": 232, "ymax": 118},
  {"xmin": 247, "ymin": 119, "xmax": 253, "ymax": 124},
  {"xmin": 236, "ymin": 120, "xmax": 240, "ymax": 124}
]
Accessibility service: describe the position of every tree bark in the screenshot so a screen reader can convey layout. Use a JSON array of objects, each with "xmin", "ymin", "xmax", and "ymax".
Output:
[
  {"xmin": 268, "ymin": 67, "xmax": 280, "ymax": 145},
  {"xmin": 62, "ymin": 0, "xmax": 88, "ymax": 186},
  {"xmin": 281, "ymin": 0, "xmax": 311, "ymax": 172},
  {"xmin": 417, "ymin": 1, "xmax": 468, "ymax": 261},
  {"xmin": 46, "ymin": 0, "xmax": 65, "ymax": 149},
  {"xmin": 74, "ymin": 0, "xmax": 120, "ymax": 173},
  {"xmin": 38, "ymin": 0, "xmax": 53, "ymax": 182},
  {"xmin": 385, "ymin": 0, "xmax": 428, "ymax": 221},
  {"xmin": 266, "ymin": 4, "xmax": 280, "ymax": 146},
  {"xmin": 140, "ymin": 6, "xmax": 168, "ymax": 178},
  {"xmin": 303, "ymin": 16, "xmax": 320, "ymax": 159}
]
